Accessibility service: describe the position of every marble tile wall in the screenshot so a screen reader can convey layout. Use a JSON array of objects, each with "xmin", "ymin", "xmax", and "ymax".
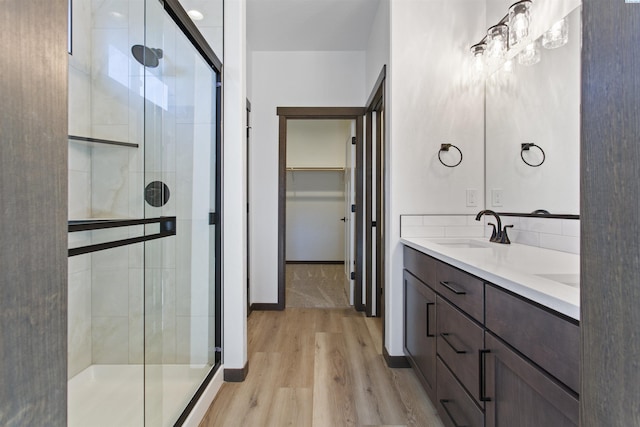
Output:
[
  {"xmin": 400, "ymin": 214, "xmax": 580, "ymax": 255},
  {"xmin": 67, "ymin": 0, "xmax": 93, "ymax": 380}
]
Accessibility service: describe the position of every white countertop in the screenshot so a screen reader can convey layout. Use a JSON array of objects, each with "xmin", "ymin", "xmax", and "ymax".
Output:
[{"xmin": 401, "ymin": 237, "xmax": 580, "ymax": 320}]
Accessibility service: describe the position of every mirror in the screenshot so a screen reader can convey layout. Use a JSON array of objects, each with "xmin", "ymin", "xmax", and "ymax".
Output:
[{"xmin": 484, "ymin": 3, "xmax": 581, "ymax": 215}]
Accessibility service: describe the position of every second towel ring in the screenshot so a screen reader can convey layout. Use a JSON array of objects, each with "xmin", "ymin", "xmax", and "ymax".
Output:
[
  {"xmin": 521, "ymin": 143, "xmax": 545, "ymax": 167},
  {"xmin": 438, "ymin": 143, "xmax": 463, "ymax": 168}
]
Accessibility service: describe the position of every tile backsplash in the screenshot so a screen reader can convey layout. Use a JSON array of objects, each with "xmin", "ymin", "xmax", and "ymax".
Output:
[
  {"xmin": 400, "ymin": 214, "xmax": 580, "ymax": 255},
  {"xmin": 400, "ymin": 215, "xmax": 485, "ymax": 238}
]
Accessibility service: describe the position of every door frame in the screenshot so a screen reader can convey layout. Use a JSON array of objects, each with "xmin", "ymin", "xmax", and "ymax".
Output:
[
  {"xmin": 276, "ymin": 107, "xmax": 365, "ymax": 310},
  {"xmin": 365, "ymin": 66, "xmax": 386, "ymax": 319},
  {"xmin": 246, "ymin": 98, "xmax": 252, "ymax": 316}
]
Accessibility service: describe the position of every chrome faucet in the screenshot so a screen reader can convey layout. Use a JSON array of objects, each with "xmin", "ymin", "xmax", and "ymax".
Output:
[{"xmin": 475, "ymin": 210, "xmax": 512, "ymax": 244}]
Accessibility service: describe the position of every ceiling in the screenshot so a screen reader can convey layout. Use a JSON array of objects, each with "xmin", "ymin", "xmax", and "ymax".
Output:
[{"xmin": 246, "ymin": 0, "xmax": 381, "ymax": 51}]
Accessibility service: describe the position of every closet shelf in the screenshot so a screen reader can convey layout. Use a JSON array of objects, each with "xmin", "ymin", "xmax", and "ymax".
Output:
[{"xmin": 286, "ymin": 166, "xmax": 345, "ymax": 171}]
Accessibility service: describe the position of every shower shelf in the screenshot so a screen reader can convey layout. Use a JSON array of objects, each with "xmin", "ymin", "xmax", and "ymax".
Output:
[
  {"xmin": 68, "ymin": 134, "xmax": 139, "ymax": 148},
  {"xmin": 68, "ymin": 216, "xmax": 176, "ymax": 257}
]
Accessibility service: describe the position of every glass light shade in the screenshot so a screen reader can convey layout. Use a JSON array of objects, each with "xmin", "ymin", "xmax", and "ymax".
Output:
[
  {"xmin": 470, "ymin": 43, "xmax": 486, "ymax": 74},
  {"xmin": 542, "ymin": 17, "xmax": 569, "ymax": 49},
  {"xmin": 508, "ymin": 1, "xmax": 532, "ymax": 47},
  {"xmin": 518, "ymin": 40, "xmax": 541, "ymax": 66},
  {"xmin": 486, "ymin": 24, "xmax": 508, "ymax": 59}
]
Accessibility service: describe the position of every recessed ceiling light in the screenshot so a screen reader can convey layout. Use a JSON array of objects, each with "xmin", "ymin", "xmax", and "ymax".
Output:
[{"xmin": 187, "ymin": 9, "xmax": 204, "ymax": 21}]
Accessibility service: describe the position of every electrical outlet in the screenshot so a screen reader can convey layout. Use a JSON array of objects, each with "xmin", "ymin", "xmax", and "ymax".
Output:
[
  {"xmin": 466, "ymin": 189, "xmax": 478, "ymax": 207},
  {"xmin": 492, "ymin": 189, "xmax": 504, "ymax": 207}
]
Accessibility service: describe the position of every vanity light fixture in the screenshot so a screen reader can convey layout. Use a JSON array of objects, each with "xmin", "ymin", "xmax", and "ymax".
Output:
[
  {"xmin": 486, "ymin": 24, "xmax": 509, "ymax": 59},
  {"xmin": 470, "ymin": 43, "xmax": 486, "ymax": 74},
  {"xmin": 508, "ymin": 1, "xmax": 532, "ymax": 47},
  {"xmin": 542, "ymin": 17, "xmax": 569, "ymax": 49},
  {"xmin": 518, "ymin": 40, "xmax": 541, "ymax": 66}
]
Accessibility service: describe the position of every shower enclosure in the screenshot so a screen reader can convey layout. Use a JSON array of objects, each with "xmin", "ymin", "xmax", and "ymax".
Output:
[{"xmin": 67, "ymin": 0, "xmax": 222, "ymax": 425}]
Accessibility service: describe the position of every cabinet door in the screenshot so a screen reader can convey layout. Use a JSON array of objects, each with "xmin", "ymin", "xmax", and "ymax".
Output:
[
  {"xmin": 404, "ymin": 270, "xmax": 437, "ymax": 403},
  {"xmin": 484, "ymin": 333, "xmax": 578, "ymax": 427}
]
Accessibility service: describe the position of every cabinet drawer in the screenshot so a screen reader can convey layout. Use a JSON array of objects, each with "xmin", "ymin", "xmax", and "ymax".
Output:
[
  {"xmin": 437, "ymin": 296, "xmax": 484, "ymax": 404},
  {"xmin": 404, "ymin": 246, "xmax": 437, "ymax": 289},
  {"xmin": 436, "ymin": 261, "xmax": 484, "ymax": 322},
  {"xmin": 485, "ymin": 284, "xmax": 580, "ymax": 393},
  {"xmin": 437, "ymin": 358, "xmax": 484, "ymax": 427}
]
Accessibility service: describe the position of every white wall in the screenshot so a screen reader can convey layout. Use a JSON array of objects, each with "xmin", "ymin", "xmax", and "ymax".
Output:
[
  {"xmin": 386, "ymin": 0, "xmax": 486, "ymax": 355},
  {"xmin": 222, "ymin": 0, "xmax": 247, "ymax": 370},
  {"xmin": 365, "ymin": 0, "xmax": 390, "ymax": 96},
  {"xmin": 287, "ymin": 120, "xmax": 350, "ymax": 167},
  {"xmin": 249, "ymin": 51, "xmax": 366, "ymax": 303}
]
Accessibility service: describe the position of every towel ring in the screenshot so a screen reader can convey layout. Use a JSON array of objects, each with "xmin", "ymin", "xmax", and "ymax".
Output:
[
  {"xmin": 520, "ymin": 143, "xmax": 545, "ymax": 167},
  {"xmin": 438, "ymin": 143, "xmax": 463, "ymax": 168}
]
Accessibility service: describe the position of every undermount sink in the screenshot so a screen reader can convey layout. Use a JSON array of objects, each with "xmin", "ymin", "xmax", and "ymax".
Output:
[
  {"xmin": 431, "ymin": 239, "xmax": 489, "ymax": 249},
  {"xmin": 535, "ymin": 273, "xmax": 580, "ymax": 288}
]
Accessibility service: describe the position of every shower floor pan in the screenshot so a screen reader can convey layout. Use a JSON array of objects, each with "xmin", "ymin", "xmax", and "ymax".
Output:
[{"xmin": 68, "ymin": 364, "xmax": 210, "ymax": 427}]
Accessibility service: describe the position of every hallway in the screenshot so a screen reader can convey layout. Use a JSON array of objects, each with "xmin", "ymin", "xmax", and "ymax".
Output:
[{"xmin": 200, "ymin": 308, "xmax": 443, "ymax": 426}]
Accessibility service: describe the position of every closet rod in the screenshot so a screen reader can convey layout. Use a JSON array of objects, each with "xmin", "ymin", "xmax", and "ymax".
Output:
[{"xmin": 286, "ymin": 167, "xmax": 345, "ymax": 171}]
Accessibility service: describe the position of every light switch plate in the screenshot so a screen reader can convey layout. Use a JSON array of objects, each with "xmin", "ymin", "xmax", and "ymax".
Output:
[
  {"xmin": 492, "ymin": 189, "xmax": 504, "ymax": 207},
  {"xmin": 466, "ymin": 189, "xmax": 478, "ymax": 207}
]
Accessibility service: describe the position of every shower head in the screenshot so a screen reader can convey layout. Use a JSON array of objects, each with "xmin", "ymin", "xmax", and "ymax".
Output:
[{"xmin": 131, "ymin": 44, "xmax": 163, "ymax": 68}]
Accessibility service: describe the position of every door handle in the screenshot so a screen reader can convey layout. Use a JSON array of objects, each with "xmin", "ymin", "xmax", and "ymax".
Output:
[{"xmin": 340, "ymin": 217, "xmax": 347, "ymax": 222}]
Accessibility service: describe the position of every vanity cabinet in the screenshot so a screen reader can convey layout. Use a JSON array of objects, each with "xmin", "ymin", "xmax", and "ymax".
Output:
[
  {"xmin": 436, "ymin": 296, "xmax": 484, "ymax": 404},
  {"xmin": 484, "ymin": 333, "xmax": 578, "ymax": 427},
  {"xmin": 484, "ymin": 284, "xmax": 579, "ymax": 427},
  {"xmin": 403, "ymin": 244, "xmax": 580, "ymax": 427},
  {"xmin": 437, "ymin": 358, "xmax": 484, "ymax": 427},
  {"xmin": 436, "ymin": 261, "xmax": 484, "ymax": 323},
  {"xmin": 403, "ymin": 270, "xmax": 437, "ymax": 403}
]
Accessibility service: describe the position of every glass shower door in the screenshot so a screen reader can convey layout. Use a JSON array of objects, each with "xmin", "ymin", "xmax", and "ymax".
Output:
[{"xmin": 142, "ymin": 1, "xmax": 220, "ymax": 425}]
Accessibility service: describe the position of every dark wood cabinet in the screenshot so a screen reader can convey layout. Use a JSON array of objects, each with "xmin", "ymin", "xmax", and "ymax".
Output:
[
  {"xmin": 485, "ymin": 284, "xmax": 580, "ymax": 393},
  {"xmin": 404, "ymin": 270, "xmax": 437, "ymax": 403},
  {"xmin": 484, "ymin": 333, "xmax": 579, "ymax": 427},
  {"xmin": 437, "ymin": 358, "xmax": 484, "ymax": 427},
  {"xmin": 403, "ymin": 244, "xmax": 579, "ymax": 427},
  {"xmin": 437, "ymin": 296, "xmax": 484, "ymax": 405},
  {"xmin": 436, "ymin": 261, "xmax": 484, "ymax": 323}
]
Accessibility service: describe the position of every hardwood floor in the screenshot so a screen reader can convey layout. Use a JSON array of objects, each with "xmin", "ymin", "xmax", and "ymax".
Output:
[{"xmin": 199, "ymin": 308, "xmax": 444, "ymax": 427}]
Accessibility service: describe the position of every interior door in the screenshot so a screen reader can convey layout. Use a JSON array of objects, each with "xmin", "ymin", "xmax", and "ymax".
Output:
[{"xmin": 344, "ymin": 128, "xmax": 356, "ymax": 304}]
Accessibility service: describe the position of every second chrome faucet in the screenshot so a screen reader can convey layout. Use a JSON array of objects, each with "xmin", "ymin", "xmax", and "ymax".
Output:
[{"xmin": 475, "ymin": 210, "xmax": 513, "ymax": 244}]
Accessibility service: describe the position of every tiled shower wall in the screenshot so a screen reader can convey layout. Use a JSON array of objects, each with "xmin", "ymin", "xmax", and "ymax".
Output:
[
  {"xmin": 400, "ymin": 214, "xmax": 580, "ymax": 255},
  {"xmin": 67, "ymin": 0, "xmax": 150, "ymax": 377}
]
